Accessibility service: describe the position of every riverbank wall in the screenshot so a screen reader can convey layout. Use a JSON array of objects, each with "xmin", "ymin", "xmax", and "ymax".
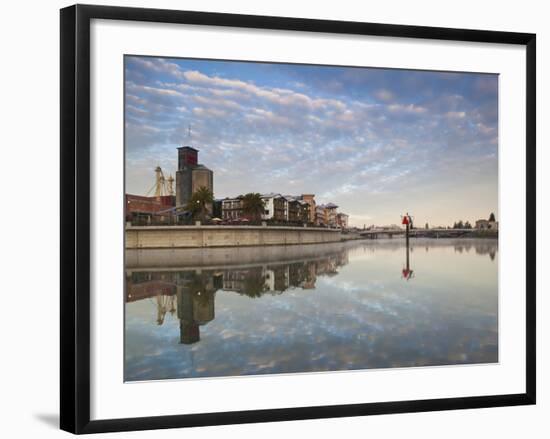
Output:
[{"xmin": 125, "ymin": 225, "xmax": 342, "ymax": 249}]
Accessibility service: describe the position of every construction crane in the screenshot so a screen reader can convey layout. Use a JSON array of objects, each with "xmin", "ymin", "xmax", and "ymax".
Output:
[{"xmin": 145, "ymin": 166, "xmax": 175, "ymax": 197}]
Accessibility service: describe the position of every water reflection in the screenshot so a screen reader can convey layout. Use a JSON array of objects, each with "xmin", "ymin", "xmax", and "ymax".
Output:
[
  {"xmin": 125, "ymin": 238, "xmax": 498, "ymax": 381},
  {"xmin": 127, "ymin": 250, "xmax": 350, "ymax": 345},
  {"xmin": 402, "ymin": 240, "xmax": 414, "ymax": 280}
]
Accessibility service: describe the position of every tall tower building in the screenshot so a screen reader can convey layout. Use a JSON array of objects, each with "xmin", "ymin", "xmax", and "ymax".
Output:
[{"xmin": 175, "ymin": 146, "xmax": 214, "ymax": 210}]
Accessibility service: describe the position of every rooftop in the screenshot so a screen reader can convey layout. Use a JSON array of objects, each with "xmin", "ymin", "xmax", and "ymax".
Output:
[
  {"xmin": 192, "ymin": 164, "xmax": 212, "ymax": 171},
  {"xmin": 261, "ymin": 193, "xmax": 284, "ymax": 199}
]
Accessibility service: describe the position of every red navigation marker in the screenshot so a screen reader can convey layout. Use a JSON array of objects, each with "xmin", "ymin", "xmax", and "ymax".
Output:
[{"xmin": 402, "ymin": 215, "xmax": 409, "ymax": 225}]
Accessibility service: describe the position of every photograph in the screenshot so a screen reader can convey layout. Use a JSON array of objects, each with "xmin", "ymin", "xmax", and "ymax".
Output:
[{"xmin": 123, "ymin": 55, "xmax": 499, "ymax": 382}]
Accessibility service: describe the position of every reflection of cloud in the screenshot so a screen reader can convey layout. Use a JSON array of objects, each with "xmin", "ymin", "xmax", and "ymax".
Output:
[
  {"xmin": 374, "ymin": 88, "xmax": 394, "ymax": 102},
  {"xmin": 125, "ymin": 239, "xmax": 498, "ymax": 381}
]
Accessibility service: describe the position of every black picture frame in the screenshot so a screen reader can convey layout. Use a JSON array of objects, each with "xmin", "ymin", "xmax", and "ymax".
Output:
[{"xmin": 60, "ymin": 4, "xmax": 536, "ymax": 434}]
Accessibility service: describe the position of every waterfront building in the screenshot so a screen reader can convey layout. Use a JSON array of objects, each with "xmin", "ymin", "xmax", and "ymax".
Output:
[
  {"xmin": 297, "ymin": 199, "xmax": 310, "ymax": 223},
  {"xmin": 219, "ymin": 190, "xmax": 344, "ymax": 226},
  {"xmin": 300, "ymin": 194, "xmax": 316, "ymax": 223},
  {"xmin": 324, "ymin": 203, "xmax": 339, "ymax": 226},
  {"xmin": 261, "ymin": 193, "xmax": 287, "ymax": 221},
  {"xmin": 475, "ymin": 219, "xmax": 499, "ymax": 230},
  {"xmin": 315, "ymin": 205, "xmax": 326, "ymax": 226},
  {"xmin": 221, "ymin": 197, "xmax": 244, "ymax": 220},
  {"xmin": 175, "ymin": 146, "xmax": 214, "ymax": 213},
  {"xmin": 336, "ymin": 212, "xmax": 349, "ymax": 229},
  {"xmin": 315, "ymin": 203, "xmax": 339, "ymax": 226},
  {"xmin": 285, "ymin": 196, "xmax": 310, "ymax": 223},
  {"xmin": 125, "ymin": 194, "xmax": 175, "ymax": 224}
]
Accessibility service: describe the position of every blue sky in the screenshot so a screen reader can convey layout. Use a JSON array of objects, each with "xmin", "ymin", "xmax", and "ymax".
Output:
[{"xmin": 125, "ymin": 56, "xmax": 498, "ymax": 227}]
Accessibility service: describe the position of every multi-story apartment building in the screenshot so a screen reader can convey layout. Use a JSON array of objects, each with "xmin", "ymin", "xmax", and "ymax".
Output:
[
  {"xmin": 220, "ymin": 191, "xmax": 348, "ymax": 227},
  {"xmin": 221, "ymin": 197, "xmax": 244, "ymax": 220},
  {"xmin": 261, "ymin": 193, "xmax": 287, "ymax": 221},
  {"xmin": 336, "ymin": 212, "xmax": 349, "ymax": 229},
  {"xmin": 324, "ymin": 203, "xmax": 338, "ymax": 226},
  {"xmin": 286, "ymin": 197, "xmax": 310, "ymax": 223},
  {"xmin": 300, "ymin": 194, "xmax": 316, "ymax": 224},
  {"xmin": 315, "ymin": 203, "xmax": 339, "ymax": 227}
]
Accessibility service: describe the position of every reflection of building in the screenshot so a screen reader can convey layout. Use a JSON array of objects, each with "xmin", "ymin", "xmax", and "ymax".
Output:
[
  {"xmin": 126, "ymin": 248, "xmax": 352, "ymax": 343},
  {"xmin": 302, "ymin": 262, "xmax": 317, "ymax": 289},
  {"xmin": 270, "ymin": 265, "xmax": 290, "ymax": 291},
  {"xmin": 289, "ymin": 262, "xmax": 310, "ymax": 288},
  {"xmin": 215, "ymin": 250, "xmax": 350, "ymax": 296},
  {"xmin": 223, "ymin": 267, "xmax": 271, "ymax": 297},
  {"xmin": 126, "ymin": 271, "xmax": 177, "ymax": 302},
  {"xmin": 175, "ymin": 146, "xmax": 214, "ymax": 211}
]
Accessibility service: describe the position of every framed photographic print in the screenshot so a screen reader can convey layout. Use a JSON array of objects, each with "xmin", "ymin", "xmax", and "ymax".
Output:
[{"xmin": 60, "ymin": 4, "xmax": 536, "ymax": 434}]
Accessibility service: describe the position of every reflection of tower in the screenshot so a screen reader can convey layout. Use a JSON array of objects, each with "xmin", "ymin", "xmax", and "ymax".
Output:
[
  {"xmin": 175, "ymin": 146, "xmax": 214, "ymax": 210},
  {"xmin": 176, "ymin": 272, "xmax": 217, "ymax": 345},
  {"xmin": 178, "ymin": 289, "xmax": 200, "ymax": 344},
  {"xmin": 402, "ymin": 241, "xmax": 414, "ymax": 280},
  {"xmin": 155, "ymin": 294, "xmax": 176, "ymax": 325}
]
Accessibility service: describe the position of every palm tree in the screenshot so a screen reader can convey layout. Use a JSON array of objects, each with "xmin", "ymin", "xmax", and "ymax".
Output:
[
  {"xmin": 186, "ymin": 186, "xmax": 214, "ymax": 222},
  {"xmin": 242, "ymin": 193, "xmax": 265, "ymax": 222}
]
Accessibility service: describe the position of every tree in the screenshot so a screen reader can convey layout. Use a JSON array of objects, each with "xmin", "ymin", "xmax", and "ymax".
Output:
[
  {"xmin": 489, "ymin": 212, "xmax": 496, "ymax": 222},
  {"xmin": 242, "ymin": 193, "xmax": 265, "ymax": 222},
  {"xmin": 425, "ymin": 223, "xmax": 429, "ymax": 229},
  {"xmin": 464, "ymin": 221, "xmax": 472, "ymax": 229},
  {"xmin": 457, "ymin": 220, "xmax": 464, "ymax": 229},
  {"xmin": 186, "ymin": 186, "xmax": 214, "ymax": 222}
]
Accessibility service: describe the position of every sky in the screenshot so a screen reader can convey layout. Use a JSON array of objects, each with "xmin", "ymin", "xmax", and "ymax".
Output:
[{"xmin": 125, "ymin": 56, "xmax": 498, "ymax": 227}]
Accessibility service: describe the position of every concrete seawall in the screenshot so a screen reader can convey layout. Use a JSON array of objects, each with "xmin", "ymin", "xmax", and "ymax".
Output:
[
  {"xmin": 125, "ymin": 225, "xmax": 342, "ymax": 249},
  {"xmin": 126, "ymin": 240, "xmax": 358, "ymax": 270}
]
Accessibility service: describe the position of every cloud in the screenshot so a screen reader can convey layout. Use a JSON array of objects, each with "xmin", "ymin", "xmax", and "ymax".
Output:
[
  {"xmin": 193, "ymin": 107, "xmax": 227, "ymax": 118},
  {"xmin": 445, "ymin": 111, "xmax": 466, "ymax": 119},
  {"xmin": 124, "ymin": 56, "xmax": 498, "ymax": 226}
]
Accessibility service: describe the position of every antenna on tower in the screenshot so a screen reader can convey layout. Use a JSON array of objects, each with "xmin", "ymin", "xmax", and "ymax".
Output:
[{"xmin": 188, "ymin": 124, "xmax": 191, "ymax": 142}]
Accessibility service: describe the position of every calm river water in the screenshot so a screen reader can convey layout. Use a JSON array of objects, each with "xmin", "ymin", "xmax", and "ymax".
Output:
[{"xmin": 125, "ymin": 238, "xmax": 498, "ymax": 381}]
